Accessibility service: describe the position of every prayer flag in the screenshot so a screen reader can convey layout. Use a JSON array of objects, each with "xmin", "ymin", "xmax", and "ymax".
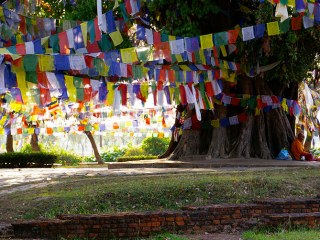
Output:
[
  {"xmin": 267, "ymin": 21, "xmax": 280, "ymax": 36},
  {"xmin": 200, "ymin": 34, "xmax": 214, "ymax": 49},
  {"xmin": 109, "ymin": 29, "xmax": 123, "ymax": 46}
]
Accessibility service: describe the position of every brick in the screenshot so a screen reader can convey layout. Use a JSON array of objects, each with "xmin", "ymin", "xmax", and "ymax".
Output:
[
  {"xmin": 176, "ymin": 221, "xmax": 185, "ymax": 226},
  {"xmin": 151, "ymin": 222, "xmax": 161, "ymax": 227}
]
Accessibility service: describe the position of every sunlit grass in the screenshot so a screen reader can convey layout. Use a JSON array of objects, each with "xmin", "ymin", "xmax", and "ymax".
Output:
[
  {"xmin": 242, "ymin": 228, "xmax": 320, "ymax": 240},
  {"xmin": 1, "ymin": 168, "xmax": 320, "ymax": 221}
]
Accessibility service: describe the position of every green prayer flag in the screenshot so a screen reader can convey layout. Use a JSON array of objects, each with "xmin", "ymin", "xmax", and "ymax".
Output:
[
  {"xmin": 26, "ymin": 18, "xmax": 33, "ymax": 35},
  {"xmin": 195, "ymin": 51, "xmax": 201, "ymax": 64},
  {"xmin": 119, "ymin": 3, "xmax": 130, "ymax": 23},
  {"xmin": 98, "ymin": 34, "xmax": 112, "ymax": 51},
  {"xmin": 73, "ymin": 77, "xmax": 84, "ymax": 88},
  {"xmin": 85, "ymin": 125, "xmax": 93, "ymax": 131},
  {"xmin": 29, "ymin": 88, "xmax": 40, "ymax": 105},
  {"xmin": 161, "ymin": 34, "xmax": 169, "ymax": 42},
  {"xmin": 76, "ymin": 88, "xmax": 84, "ymax": 102},
  {"xmin": 26, "ymin": 71, "xmax": 38, "ymax": 84},
  {"xmin": 49, "ymin": 34, "xmax": 60, "ymax": 53},
  {"xmin": 7, "ymin": 46, "xmax": 17, "ymax": 54},
  {"xmin": 87, "ymin": 20, "xmax": 95, "ymax": 44},
  {"xmin": 174, "ymin": 87, "xmax": 180, "ymax": 104},
  {"xmin": 23, "ymin": 55, "xmax": 38, "ymax": 72},
  {"xmin": 280, "ymin": 18, "xmax": 290, "ymax": 33}
]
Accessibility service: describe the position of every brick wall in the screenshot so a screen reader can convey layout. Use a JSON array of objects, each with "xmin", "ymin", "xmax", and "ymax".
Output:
[{"xmin": 9, "ymin": 197, "xmax": 320, "ymax": 239}]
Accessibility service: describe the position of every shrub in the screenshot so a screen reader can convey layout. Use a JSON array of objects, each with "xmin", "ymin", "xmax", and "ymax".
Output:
[
  {"xmin": 101, "ymin": 147, "xmax": 126, "ymax": 162},
  {"xmin": 141, "ymin": 137, "xmax": 170, "ymax": 156},
  {"xmin": 42, "ymin": 144, "xmax": 82, "ymax": 166},
  {"xmin": 0, "ymin": 152, "xmax": 57, "ymax": 168},
  {"xmin": 124, "ymin": 147, "xmax": 146, "ymax": 156},
  {"xmin": 117, "ymin": 156, "xmax": 158, "ymax": 162},
  {"xmin": 20, "ymin": 143, "xmax": 44, "ymax": 153}
]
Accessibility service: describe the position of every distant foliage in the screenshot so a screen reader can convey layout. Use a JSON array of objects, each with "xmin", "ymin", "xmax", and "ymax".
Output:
[
  {"xmin": 20, "ymin": 143, "xmax": 44, "ymax": 153},
  {"xmin": 117, "ymin": 156, "xmax": 158, "ymax": 162},
  {"xmin": 124, "ymin": 147, "xmax": 146, "ymax": 156},
  {"xmin": 141, "ymin": 137, "xmax": 170, "ymax": 156},
  {"xmin": 100, "ymin": 147, "xmax": 126, "ymax": 162}
]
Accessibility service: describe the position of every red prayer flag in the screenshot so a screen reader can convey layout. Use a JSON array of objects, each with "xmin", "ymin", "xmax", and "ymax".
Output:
[
  {"xmin": 83, "ymin": 78, "xmax": 92, "ymax": 102},
  {"xmin": 58, "ymin": 31, "xmax": 70, "ymax": 54},
  {"xmin": 16, "ymin": 43, "xmax": 26, "ymax": 55},
  {"xmin": 94, "ymin": 18, "xmax": 102, "ymax": 42},
  {"xmin": 292, "ymin": 16, "xmax": 302, "ymax": 31},
  {"xmin": 159, "ymin": 69, "xmax": 166, "ymax": 82},
  {"xmin": 205, "ymin": 82, "xmax": 214, "ymax": 97},
  {"xmin": 168, "ymin": 70, "xmax": 175, "ymax": 83},
  {"xmin": 153, "ymin": 31, "xmax": 161, "ymax": 44},
  {"xmin": 86, "ymin": 41, "xmax": 101, "ymax": 53},
  {"xmin": 179, "ymin": 85, "xmax": 187, "ymax": 105},
  {"xmin": 228, "ymin": 29, "xmax": 239, "ymax": 44},
  {"xmin": 19, "ymin": 16, "xmax": 27, "ymax": 35}
]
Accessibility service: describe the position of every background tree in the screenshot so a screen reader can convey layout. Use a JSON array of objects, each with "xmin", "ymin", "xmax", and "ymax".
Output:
[{"xmin": 145, "ymin": 0, "xmax": 320, "ymax": 159}]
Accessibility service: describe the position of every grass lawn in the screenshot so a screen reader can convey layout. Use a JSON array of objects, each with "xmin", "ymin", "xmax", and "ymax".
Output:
[
  {"xmin": 242, "ymin": 229, "xmax": 320, "ymax": 240},
  {"xmin": 1, "ymin": 167, "xmax": 320, "ymax": 222}
]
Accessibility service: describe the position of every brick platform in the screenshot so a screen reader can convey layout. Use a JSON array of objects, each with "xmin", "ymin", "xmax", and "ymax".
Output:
[{"xmin": 5, "ymin": 197, "xmax": 320, "ymax": 239}]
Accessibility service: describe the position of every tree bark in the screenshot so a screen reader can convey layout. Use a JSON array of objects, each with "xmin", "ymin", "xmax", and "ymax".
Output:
[
  {"xmin": 168, "ymin": 130, "xmax": 200, "ymax": 160},
  {"xmin": 30, "ymin": 133, "xmax": 41, "ymax": 152},
  {"xmin": 167, "ymin": 75, "xmax": 295, "ymax": 160},
  {"xmin": 84, "ymin": 131, "xmax": 103, "ymax": 164},
  {"xmin": 6, "ymin": 134, "xmax": 14, "ymax": 153}
]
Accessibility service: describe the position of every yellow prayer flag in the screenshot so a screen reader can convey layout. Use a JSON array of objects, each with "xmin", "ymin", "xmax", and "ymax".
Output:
[
  {"xmin": 0, "ymin": 48, "xmax": 11, "ymax": 54},
  {"xmin": 199, "ymin": 50, "xmax": 206, "ymax": 64},
  {"xmin": 179, "ymin": 65, "xmax": 191, "ymax": 71},
  {"xmin": 226, "ymin": 72, "xmax": 236, "ymax": 83},
  {"xmin": 169, "ymin": 35, "xmax": 176, "ymax": 41},
  {"xmin": 16, "ymin": 71, "xmax": 27, "ymax": 103},
  {"xmin": 141, "ymin": 82, "xmax": 149, "ymax": 99},
  {"xmin": 107, "ymin": 82, "xmax": 115, "ymax": 106},
  {"xmin": 38, "ymin": 55, "xmax": 55, "ymax": 71},
  {"xmin": 211, "ymin": 119, "xmax": 220, "ymax": 128},
  {"xmin": 223, "ymin": 60, "xmax": 229, "ymax": 69},
  {"xmin": 287, "ymin": 0, "xmax": 295, "ymax": 7},
  {"xmin": 27, "ymin": 128, "xmax": 34, "ymax": 134},
  {"xmin": 221, "ymin": 70, "xmax": 229, "ymax": 79},
  {"xmin": 31, "ymin": 115, "xmax": 38, "ymax": 121},
  {"xmin": 175, "ymin": 54, "xmax": 184, "ymax": 62},
  {"xmin": 80, "ymin": 22, "xmax": 88, "ymax": 46},
  {"xmin": 0, "ymin": 116, "xmax": 7, "ymax": 126},
  {"xmin": 220, "ymin": 46, "xmax": 227, "ymax": 57},
  {"xmin": 120, "ymin": 48, "xmax": 138, "ymax": 63},
  {"xmin": 9, "ymin": 102, "xmax": 22, "ymax": 112},
  {"xmin": 41, "ymin": 36, "xmax": 50, "ymax": 46},
  {"xmin": 109, "ymin": 29, "xmax": 123, "ymax": 46},
  {"xmin": 0, "ymin": 128, "xmax": 4, "ymax": 135},
  {"xmin": 16, "ymin": 34, "xmax": 23, "ymax": 44},
  {"xmin": 200, "ymin": 34, "xmax": 214, "ymax": 49},
  {"xmin": 64, "ymin": 75, "xmax": 77, "ymax": 102},
  {"xmin": 0, "ymin": 7, "xmax": 5, "ymax": 22},
  {"xmin": 255, "ymin": 107, "xmax": 261, "ymax": 116},
  {"xmin": 45, "ymin": 48, "xmax": 53, "ymax": 54},
  {"xmin": 267, "ymin": 21, "xmax": 280, "ymax": 36}
]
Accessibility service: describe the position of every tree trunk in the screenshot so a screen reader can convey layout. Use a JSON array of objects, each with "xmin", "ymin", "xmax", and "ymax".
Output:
[
  {"xmin": 168, "ymin": 130, "xmax": 200, "ymax": 160},
  {"xmin": 168, "ymin": 75, "xmax": 295, "ymax": 160},
  {"xmin": 30, "ymin": 133, "xmax": 41, "ymax": 152},
  {"xmin": 6, "ymin": 134, "xmax": 14, "ymax": 153},
  {"xmin": 84, "ymin": 131, "xmax": 103, "ymax": 164}
]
